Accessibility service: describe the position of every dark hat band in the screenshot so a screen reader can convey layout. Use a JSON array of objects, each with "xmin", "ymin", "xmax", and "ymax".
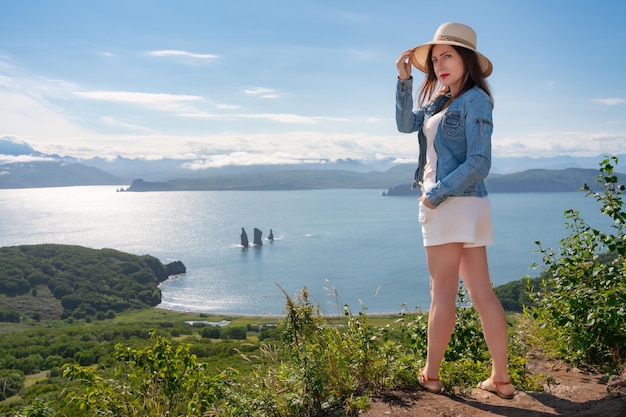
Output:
[{"xmin": 437, "ymin": 35, "xmax": 476, "ymax": 50}]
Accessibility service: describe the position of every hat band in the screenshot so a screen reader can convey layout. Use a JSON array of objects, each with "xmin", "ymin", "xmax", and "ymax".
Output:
[{"xmin": 437, "ymin": 35, "xmax": 476, "ymax": 50}]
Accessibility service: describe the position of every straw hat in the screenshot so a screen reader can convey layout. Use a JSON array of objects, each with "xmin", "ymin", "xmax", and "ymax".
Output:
[{"xmin": 411, "ymin": 22, "xmax": 493, "ymax": 78}]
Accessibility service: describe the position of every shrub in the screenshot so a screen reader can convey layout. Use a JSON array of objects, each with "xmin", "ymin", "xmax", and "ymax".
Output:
[
  {"xmin": 0, "ymin": 369, "xmax": 24, "ymax": 400},
  {"xmin": 15, "ymin": 354, "xmax": 44, "ymax": 374},
  {"xmin": 527, "ymin": 156, "xmax": 626, "ymax": 369},
  {"xmin": 15, "ymin": 398, "xmax": 54, "ymax": 417},
  {"xmin": 200, "ymin": 326, "xmax": 222, "ymax": 339},
  {"xmin": 0, "ymin": 308, "xmax": 20, "ymax": 323},
  {"xmin": 217, "ymin": 287, "xmax": 384, "ymax": 416},
  {"xmin": 221, "ymin": 326, "xmax": 247, "ymax": 340},
  {"xmin": 63, "ymin": 330, "xmax": 231, "ymax": 416}
]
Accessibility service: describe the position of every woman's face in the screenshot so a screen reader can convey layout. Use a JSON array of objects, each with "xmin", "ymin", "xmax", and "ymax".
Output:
[{"xmin": 431, "ymin": 44, "xmax": 465, "ymax": 95}]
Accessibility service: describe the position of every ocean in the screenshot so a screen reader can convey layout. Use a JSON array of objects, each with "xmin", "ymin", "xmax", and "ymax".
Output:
[{"xmin": 0, "ymin": 186, "xmax": 611, "ymax": 316}]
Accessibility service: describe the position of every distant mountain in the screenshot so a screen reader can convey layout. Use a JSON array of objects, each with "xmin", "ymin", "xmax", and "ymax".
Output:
[
  {"xmin": 82, "ymin": 156, "xmax": 394, "ymax": 183},
  {"xmin": 382, "ymin": 168, "xmax": 626, "ymax": 196},
  {"xmin": 121, "ymin": 166, "xmax": 626, "ymax": 194},
  {"xmin": 80, "ymin": 153, "xmax": 626, "ymax": 180},
  {"xmin": 0, "ymin": 136, "xmax": 42, "ymax": 156},
  {"xmin": 0, "ymin": 161, "xmax": 121, "ymax": 188},
  {"xmin": 122, "ymin": 166, "xmax": 415, "ymax": 191},
  {"xmin": 490, "ymin": 155, "xmax": 624, "ymax": 174},
  {"xmin": 80, "ymin": 156, "xmax": 200, "ymax": 183},
  {"xmin": 2, "ymin": 135, "xmax": 625, "ymax": 190},
  {"xmin": 485, "ymin": 168, "xmax": 614, "ymax": 193}
]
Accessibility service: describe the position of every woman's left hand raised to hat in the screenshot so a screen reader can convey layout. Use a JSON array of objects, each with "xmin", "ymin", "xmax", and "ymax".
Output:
[{"xmin": 396, "ymin": 49, "xmax": 414, "ymax": 80}]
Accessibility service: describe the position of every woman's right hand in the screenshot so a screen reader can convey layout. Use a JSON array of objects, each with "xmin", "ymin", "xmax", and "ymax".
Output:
[{"xmin": 396, "ymin": 49, "xmax": 414, "ymax": 80}]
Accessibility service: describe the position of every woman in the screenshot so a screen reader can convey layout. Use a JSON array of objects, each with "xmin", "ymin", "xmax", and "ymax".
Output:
[{"xmin": 395, "ymin": 22, "xmax": 515, "ymax": 399}]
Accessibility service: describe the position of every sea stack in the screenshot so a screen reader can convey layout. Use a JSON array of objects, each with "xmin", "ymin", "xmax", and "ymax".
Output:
[
  {"xmin": 253, "ymin": 228, "xmax": 263, "ymax": 246},
  {"xmin": 240, "ymin": 227, "xmax": 249, "ymax": 248}
]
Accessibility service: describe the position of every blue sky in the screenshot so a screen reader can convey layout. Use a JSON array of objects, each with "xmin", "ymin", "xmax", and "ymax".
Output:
[{"xmin": 1, "ymin": 0, "xmax": 625, "ymax": 168}]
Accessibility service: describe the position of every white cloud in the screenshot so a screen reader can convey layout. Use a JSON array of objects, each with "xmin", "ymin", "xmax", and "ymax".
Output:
[
  {"xmin": 240, "ymin": 113, "xmax": 350, "ymax": 124},
  {"xmin": 177, "ymin": 111, "xmax": 231, "ymax": 119},
  {"xmin": 74, "ymin": 90, "xmax": 202, "ymax": 104},
  {"xmin": 0, "ymin": 74, "xmax": 18, "ymax": 88},
  {"xmin": 240, "ymin": 113, "xmax": 322, "ymax": 124},
  {"xmin": 592, "ymin": 98, "xmax": 626, "ymax": 106},
  {"xmin": 149, "ymin": 50, "xmax": 219, "ymax": 60},
  {"xmin": 0, "ymin": 90, "xmax": 92, "ymax": 142},
  {"xmin": 100, "ymin": 116, "xmax": 158, "ymax": 134},
  {"xmin": 493, "ymin": 130, "xmax": 626, "ymax": 158},
  {"xmin": 216, "ymin": 103, "xmax": 239, "ymax": 110},
  {"xmin": 179, "ymin": 111, "xmax": 350, "ymax": 124},
  {"xmin": 0, "ymin": 154, "xmax": 56, "ymax": 164},
  {"xmin": 244, "ymin": 87, "xmax": 280, "ymax": 99},
  {"xmin": 182, "ymin": 151, "xmax": 329, "ymax": 169},
  {"xmin": 348, "ymin": 49, "xmax": 376, "ymax": 61},
  {"xmin": 74, "ymin": 90, "xmax": 204, "ymax": 111}
]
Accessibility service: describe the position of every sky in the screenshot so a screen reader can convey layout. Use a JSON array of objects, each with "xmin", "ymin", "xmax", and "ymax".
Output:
[{"xmin": 1, "ymin": 0, "xmax": 625, "ymax": 168}]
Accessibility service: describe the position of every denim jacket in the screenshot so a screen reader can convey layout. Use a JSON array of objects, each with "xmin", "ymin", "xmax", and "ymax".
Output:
[{"xmin": 396, "ymin": 77, "xmax": 493, "ymax": 207}]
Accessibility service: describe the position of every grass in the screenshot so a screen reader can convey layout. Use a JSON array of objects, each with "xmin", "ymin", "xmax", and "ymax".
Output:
[
  {"xmin": 111, "ymin": 307, "xmax": 286, "ymax": 328},
  {"xmin": 23, "ymin": 371, "xmax": 49, "ymax": 389}
]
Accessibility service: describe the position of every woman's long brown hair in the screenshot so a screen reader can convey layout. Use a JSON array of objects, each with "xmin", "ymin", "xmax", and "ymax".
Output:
[{"xmin": 417, "ymin": 45, "xmax": 492, "ymax": 108}]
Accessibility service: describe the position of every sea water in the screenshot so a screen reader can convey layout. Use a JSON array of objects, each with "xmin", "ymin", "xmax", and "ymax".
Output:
[{"xmin": 0, "ymin": 186, "xmax": 611, "ymax": 315}]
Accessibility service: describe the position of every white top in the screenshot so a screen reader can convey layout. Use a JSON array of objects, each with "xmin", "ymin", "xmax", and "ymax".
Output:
[{"xmin": 421, "ymin": 109, "xmax": 445, "ymax": 192}]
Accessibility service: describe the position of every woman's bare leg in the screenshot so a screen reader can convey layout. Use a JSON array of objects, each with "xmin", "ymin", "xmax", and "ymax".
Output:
[
  {"xmin": 459, "ymin": 246, "xmax": 514, "ymax": 396},
  {"xmin": 422, "ymin": 242, "xmax": 464, "ymax": 387}
]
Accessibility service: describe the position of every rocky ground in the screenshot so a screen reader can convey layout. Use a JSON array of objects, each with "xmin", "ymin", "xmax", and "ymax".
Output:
[{"xmin": 361, "ymin": 350, "xmax": 626, "ymax": 416}]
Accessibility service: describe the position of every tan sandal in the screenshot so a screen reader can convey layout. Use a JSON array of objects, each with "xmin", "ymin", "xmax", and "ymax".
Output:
[
  {"xmin": 477, "ymin": 378, "xmax": 515, "ymax": 399},
  {"xmin": 419, "ymin": 372, "xmax": 443, "ymax": 394}
]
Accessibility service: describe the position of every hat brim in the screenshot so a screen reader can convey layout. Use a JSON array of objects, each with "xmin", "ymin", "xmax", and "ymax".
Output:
[{"xmin": 411, "ymin": 41, "xmax": 493, "ymax": 78}]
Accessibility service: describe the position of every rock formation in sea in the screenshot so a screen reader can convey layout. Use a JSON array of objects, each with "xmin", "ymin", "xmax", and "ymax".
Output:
[
  {"xmin": 241, "ymin": 227, "xmax": 249, "ymax": 248},
  {"xmin": 166, "ymin": 260, "xmax": 187, "ymax": 276},
  {"xmin": 253, "ymin": 228, "xmax": 263, "ymax": 246},
  {"xmin": 124, "ymin": 178, "xmax": 176, "ymax": 192},
  {"xmin": 268, "ymin": 229, "xmax": 274, "ymax": 241}
]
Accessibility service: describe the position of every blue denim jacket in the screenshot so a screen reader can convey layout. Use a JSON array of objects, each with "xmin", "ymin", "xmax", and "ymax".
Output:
[{"xmin": 396, "ymin": 78, "xmax": 493, "ymax": 207}]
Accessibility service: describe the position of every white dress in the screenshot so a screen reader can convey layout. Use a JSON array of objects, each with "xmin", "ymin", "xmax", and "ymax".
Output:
[{"xmin": 419, "ymin": 110, "xmax": 493, "ymax": 248}]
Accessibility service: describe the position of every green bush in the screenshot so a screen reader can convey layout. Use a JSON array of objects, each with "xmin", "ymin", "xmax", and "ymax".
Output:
[
  {"xmin": 215, "ymin": 284, "xmax": 534, "ymax": 416},
  {"xmin": 0, "ymin": 308, "xmax": 20, "ymax": 323},
  {"xmin": 63, "ymin": 330, "xmax": 231, "ymax": 417},
  {"xmin": 221, "ymin": 326, "xmax": 247, "ymax": 340},
  {"xmin": 15, "ymin": 398, "xmax": 54, "ymax": 417},
  {"xmin": 15, "ymin": 354, "xmax": 44, "ymax": 374},
  {"xmin": 200, "ymin": 326, "xmax": 222, "ymax": 339},
  {"xmin": 527, "ymin": 156, "xmax": 626, "ymax": 369},
  {"xmin": 0, "ymin": 369, "xmax": 24, "ymax": 400}
]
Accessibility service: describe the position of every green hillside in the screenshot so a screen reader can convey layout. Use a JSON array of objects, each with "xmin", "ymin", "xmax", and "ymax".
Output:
[{"xmin": 0, "ymin": 244, "xmax": 184, "ymax": 321}]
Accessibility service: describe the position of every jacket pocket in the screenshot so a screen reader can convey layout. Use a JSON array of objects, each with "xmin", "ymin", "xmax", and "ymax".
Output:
[{"xmin": 440, "ymin": 110, "xmax": 464, "ymax": 139}]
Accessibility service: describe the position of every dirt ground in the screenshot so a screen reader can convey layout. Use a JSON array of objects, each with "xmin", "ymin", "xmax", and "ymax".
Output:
[{"xmin": 361, "ymin": 350, "xmax": 626, "ymax": 417}]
